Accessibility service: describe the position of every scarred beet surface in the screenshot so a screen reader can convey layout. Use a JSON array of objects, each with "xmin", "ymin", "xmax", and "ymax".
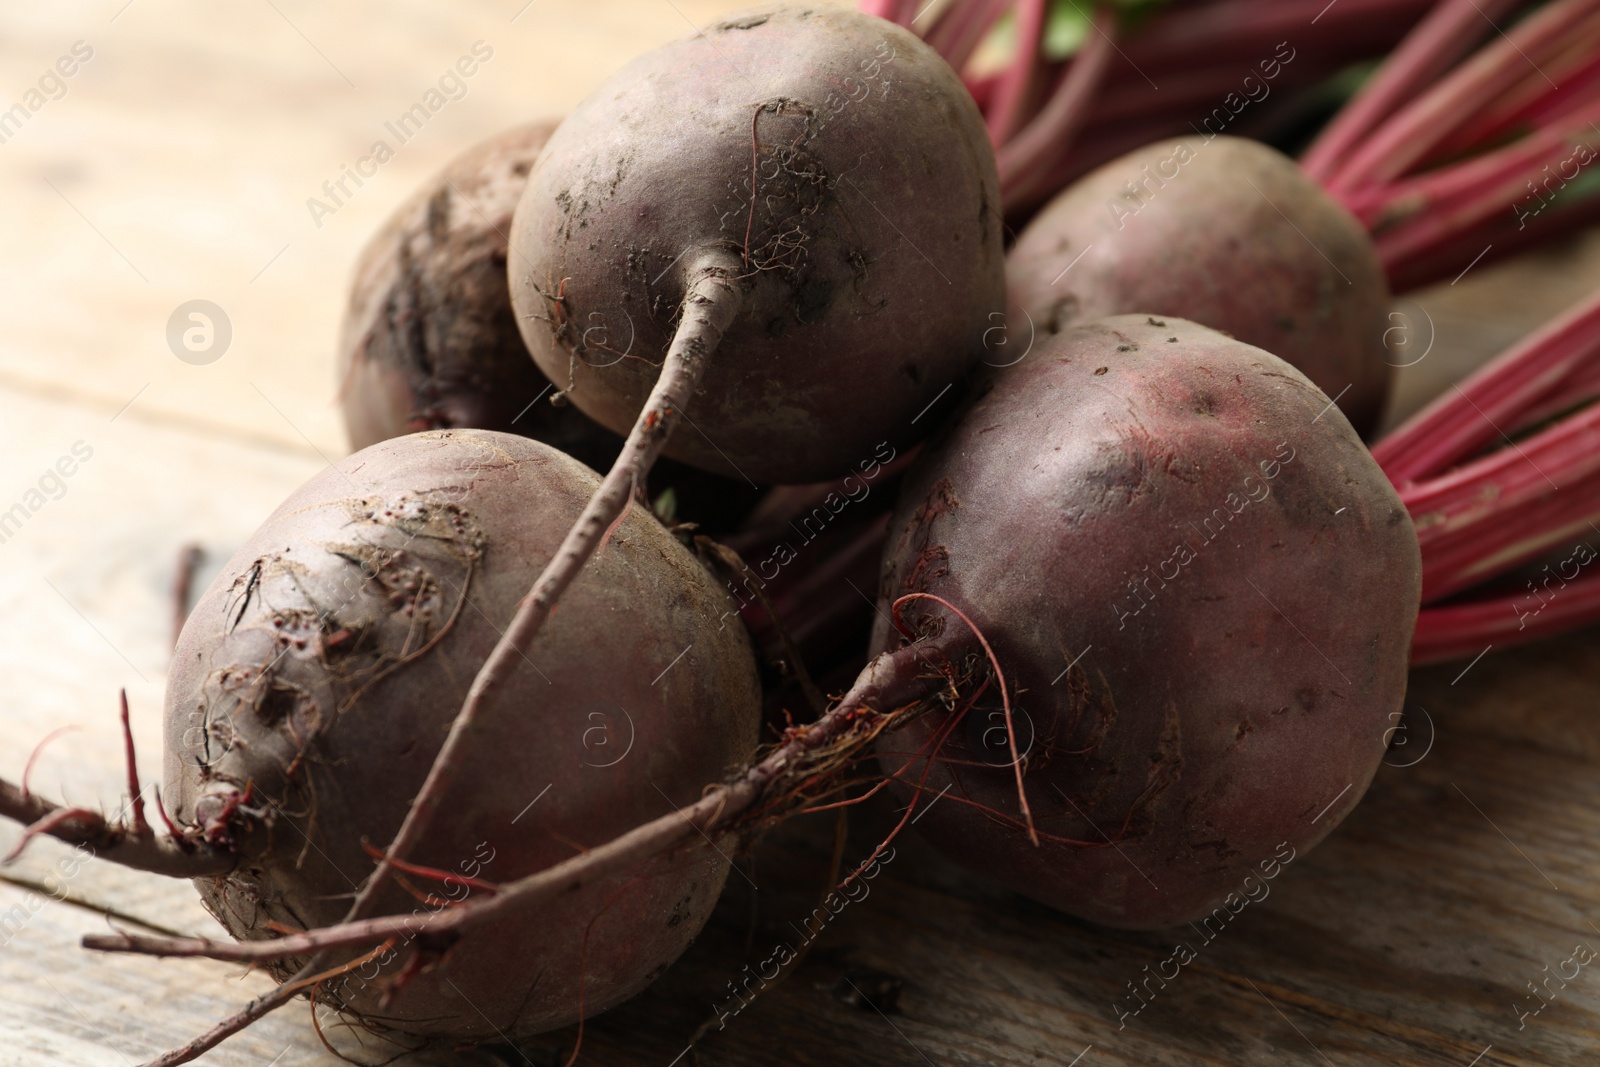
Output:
[
  {"xmin": 335, "ymin": 122, "xmax": 765, "ymax": 532},
  {"xmin": 162, "ymin": 430, "xmax": 760, "ymax": 1036},
  {"xmin": 336, "ymin": 121, "xmax": 627, "ymax": 473}
]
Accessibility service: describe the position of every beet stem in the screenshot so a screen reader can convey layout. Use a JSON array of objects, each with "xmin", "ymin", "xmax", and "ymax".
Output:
[
  {"xmin": 1348, "ymin": 94, "xmax": 1600, "ymax": 228},
  {"xmin": 81, "ymin": 644, "xmax": 939, "ymax": 966},
  {"xmin": 1419, "ymin": 30, "xmax": 1600, "ymax": 162},
  {"xmin": 1114, "ymin": 0, "xmax": 1431, "ymax": 75},
  {"xmin": 1301, "ymin": 0, "xmax": 1520, "ymax": 182},
  {"xmin": 697, "ymin": 536, "xmax": 829, "ymax": 718},
  {"xmin": 1326, "ymin": 0, "xmax": 1600, "ymax": 194},
  {"xmin": 892, "ymin": 0, "xmax": 927, "ymax": 28},
  {"xmin": 1419, "ymin": 480, "xmax": 1600, "ymax": 599},
  {"xmin": 0, "ymin": 776, "xmax": 230, "ymax": 878},
  {"xmin": 1373, "ymin": 286, "xmax": 1600, "ymax": 483},
  {"xmin": 1413, "ymin": 562, "xmax": 1600, "ymax": 663},
  {"xmin": 1368, "ymin": 98, "xmax": 1600, "ymax": 269},
  {"xmin": 342, "ymin": 249, "xmax": 745, "ymax": 934},
  {"xmin": 925, "ymin": 0, "xmax": 1011, "ymax": 75},
  {"xmin": 985, "ymin": 0, "xmax": 1049, "ymax": 147},
  {"xmin": 1383, "ymin": 181, "xmax": 1600, "ymax": 292},
  {"xmin": 1403, "ymin": 397, "xmax": 1600, "ymax": 556},
  {"xmin": 997, "ymin": 5, "xmax": 1119, "ymax": 206}
]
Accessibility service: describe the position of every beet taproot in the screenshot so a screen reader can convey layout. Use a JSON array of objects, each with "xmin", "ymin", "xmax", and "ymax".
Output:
[
  {"xmin": 508, "ymin": 3, "xmax": 1004, "ymax": 484},
  {"xmin": 161, "ymin": 429, "xmax": 760, "ymax": 1036},
  {"xmin": 1006, "ymin": 136, "xmax": 1393, "ymax": 436},
  {"xmin": 871, "ymin": 314, "xmax": 1420, "ymax": 927}
]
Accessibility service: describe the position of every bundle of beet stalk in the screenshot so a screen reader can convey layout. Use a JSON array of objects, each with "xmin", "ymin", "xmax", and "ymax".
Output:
[
  {"xmin": 4, "ymin": 2, "xmax": 1600, "ymax": 1064},
  {"xmin": 872, "ymin": 0, "xmax": 1600, "ymax": 664}
]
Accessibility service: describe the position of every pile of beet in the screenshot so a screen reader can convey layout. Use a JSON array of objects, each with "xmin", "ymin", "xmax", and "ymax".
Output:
[{"xmin": 7, "ymin": 2, "xmax": 1600, "ymax": 1064}]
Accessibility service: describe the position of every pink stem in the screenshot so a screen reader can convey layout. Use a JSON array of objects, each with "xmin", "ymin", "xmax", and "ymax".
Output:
[
  {"xmin": 986, "ymin": 0, "xmax": 1049, "ymax": 146},
  {"xmin": 1383, "ymin": 180, "xmax": 1600, "ymax": 292},
  {"xmin": 966, "ymin": 69, "xmax": 1001, "ymax": 109},
  {"xmin": 1342, "ymin": 99, "xmax": 1588, "ymax": 226},
  {"xmin": 1003, "ymin": 1, "xmax": 1436, "ymax": 211},
  {"xmin": 1327, "ymin": 0, "xmax": 1600, "ymax": 194},
  {"xmin": 1419, "ymin": 473, "xmax": 1600, "ymax": 600},
  {"xmin": 1120, "ymin": 0, "xmax": 1435, "ymax": 72},
  {"xmin": 1412, "ymin": 565, "xmax": 1600, "ymax": 665},
  {"xmin": 1089, "ymin": 60, "xmax": 1336, "ymax": 126},
  {"xmin": 1422, "ymin": 33, "xmax": 1600, "ymax": 161},
  {"xmin": 1401, "ymin": 399, "xmax": 1600, "ymax": 554},
  {"xmin": 1506, "ymin": 366, "xmax": 1600, "ymax": 435},
  {"xmin": 1373, "ymin": 287, "xmax": 1600, "ymax": 484},
  {"xmin": 1506, "ymin": 34, "xmax": 1600, "ymax": 127},
  {"xmin": 891, "ymin": 0, "xmax": 924, "ymax": 27},
  {"xmin": 1301, "ymin": 0, "xmax": 1522, "ymax": 182},
  {"xmin": 769, "ymin": 514, "xmax": 889, "ymax": 636},
  {"xmin": 1366, "ymin": 101, "xmax": 1600, "ymax": 266},
  {"xmin": 997, "ymin": 5, "xmax": 1120, "ymax": 203},
  {"xmin": 926, "ymin": 0, "xmax": 1012, "ymax": 74}
]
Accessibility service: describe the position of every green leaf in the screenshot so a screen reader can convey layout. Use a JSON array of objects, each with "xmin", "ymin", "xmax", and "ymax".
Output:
[
  {"xmin": 1043, "ymin": 0, "xmax": 1176, "ymax": 62},
  {"xmin": 652, "ymin": 487, "xmax": 678, "ymax": 525},
  {"xmin": 1043, "ymin": 1, "xmax": 1091, "ymax": 60}
]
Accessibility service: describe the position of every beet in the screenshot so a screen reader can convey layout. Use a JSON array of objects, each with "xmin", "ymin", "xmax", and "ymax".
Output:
[
  {"xmin": 161, "ymin": 429, "xmax": 760, "ymax": 1036},
  {"xmin": 1006, "ymin": 136, "xmax": 1394, "ymax": 436},
  {"xmin": 335, "ymin": 121, "xmax": 626, "ymax": 473},
  {"xmin": 508, "ymin": 4, "xmax": 1004, "ymax": 484},
  {"xmin": 335, "ymin": 121, "xmax": 766, "ymax": 533},
  {"xmin": 871, "ymin": 315, "xmax": 1420, "ymax": 928}
]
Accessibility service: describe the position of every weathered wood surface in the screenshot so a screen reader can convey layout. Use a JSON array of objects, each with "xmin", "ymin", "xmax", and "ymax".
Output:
[
  {"xmin": 3, "ymin": 1, "xmax": 1600, "ymax": 1064},
  {"xmin": 523, "ymin": 637, "xmax": 1600, "ymax": 1067}
]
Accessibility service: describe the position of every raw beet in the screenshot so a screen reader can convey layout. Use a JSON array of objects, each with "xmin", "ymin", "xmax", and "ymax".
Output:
[
  {"xmin": 161, "ymin": 429, "xmax": 760, "ymax": 1036},
  {"xmin": 335, "ymin": 121, "xmax": 765, "ymax": 533},
  {"xmin": 336, "ymin": 121, "xmax": 625, "ymax": 473},
  {"xmin": 872, "ymin": 315, "xmax": 1420, "ymax": 928},
  {"xmin": 1006, "ymin": 136, "xmax": 1393, "ymax": 436},
  {"xmin": 509, "ymin": 3, "xmax": 1004, "ymax": 483}
]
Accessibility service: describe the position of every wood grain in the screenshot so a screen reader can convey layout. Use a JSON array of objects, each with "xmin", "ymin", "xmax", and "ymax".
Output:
[{"xmin": 509, "ymin": 653, "xmax": 1600, "ymax": 1066}]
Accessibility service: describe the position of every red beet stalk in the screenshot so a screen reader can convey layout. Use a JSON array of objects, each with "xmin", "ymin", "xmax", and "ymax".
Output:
[
  {"xmin": 1300, "ymin": 0, "xmax": 1524, "ymax": 182},
  {"xmin": 875, "ymin": 0, "xmax": 1437, "ymax": 213},
  {"xmin": 1324, "ymin": 0, "xmax": 1600, "ymax": 195},
  {"xmin": 1370, "ymin": 286, "xmax": 1600, "ymax": 658},
  {"xmin": 888, "ymin": 1, "xmax": 1600, "ymax": 663},
  {"xmin": 1413, "ymin": 559, "xmax": 1600, "ymax": 665}
]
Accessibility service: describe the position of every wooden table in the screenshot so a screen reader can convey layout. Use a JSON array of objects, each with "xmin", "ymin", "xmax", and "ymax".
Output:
[{"xmin": 2, "ymin": 2, "xmax": 1599, "ymax": 1064}]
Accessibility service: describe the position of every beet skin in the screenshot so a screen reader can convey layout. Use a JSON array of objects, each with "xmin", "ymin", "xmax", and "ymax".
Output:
[
  {"xmin": 510, "ymin": 4, "xmax": 1005, "ymax": 483},
  {"xmin": 336, "ymin": 122, "xmax": 625, "ymax": 474},
  {"xmin": 1007, "ymin": 137, "xmax": 1393, "ymax": 436},
  {"xmin": 163, "ymin": 430, "xmax": 760, "ymax": 1036},
  {"xmin": 873, "ymin": 315, "xmax": 1420, "ymax": 928}
]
